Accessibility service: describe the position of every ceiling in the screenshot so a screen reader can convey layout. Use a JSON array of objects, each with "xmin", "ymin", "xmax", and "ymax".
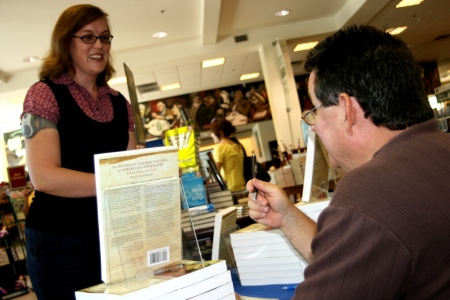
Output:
[{"xmin": 0, "ymin": 0, "xmax": 450, "ymax": 134}]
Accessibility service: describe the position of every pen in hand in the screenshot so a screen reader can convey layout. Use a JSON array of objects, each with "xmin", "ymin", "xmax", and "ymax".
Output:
[{"xmin": 251, "ymin": 153, "xmax": 258, "ymax": 201}]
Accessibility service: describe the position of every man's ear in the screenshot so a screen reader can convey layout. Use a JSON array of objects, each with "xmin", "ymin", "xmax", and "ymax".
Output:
[{"xmin": 339, "ymin": 93, "xmax": 356, "ymax": 134}]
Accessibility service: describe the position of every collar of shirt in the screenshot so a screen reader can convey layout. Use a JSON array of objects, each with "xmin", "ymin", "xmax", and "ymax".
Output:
[{"xmin": 51, "ymin": 73, "xmax": 119, "ymax": 98}]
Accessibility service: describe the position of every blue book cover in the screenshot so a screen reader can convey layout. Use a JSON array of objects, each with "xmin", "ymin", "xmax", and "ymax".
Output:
[{"xmin": 181, "ymin": 172, "xmax": 207, "ymax": 209}]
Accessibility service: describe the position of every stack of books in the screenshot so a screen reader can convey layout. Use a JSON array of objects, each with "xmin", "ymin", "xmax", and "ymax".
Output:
[
  {"xmin": 271, "ymin": 165, "xmax": 296, "ymax": 187},
  {"xmin": 271, "ymin": 168, "xmax": 286, "ymax": 187},
  {"xmin": 234, "ymin": 204, "xmax": 249, "ymax": 218},
  {"xmin": 230, "ymin": 223, "xmax": 308, "ymax": 286},
  {"xmin": 232, "ymin": 189, "xmax": 248, "ymax": 205},
  {"xmin": 181, "ymin": 204, "xmax": 216, "ymax": 233},
  {"xmin": 229, "ymin": 200, "xmax": 331, "ymax": 287},
  {"xmin": 208, "ymin": 190, "xmax": 234, "ymax": 210},
  {"xmin": 205, "ymin": 181, "xmax": 222, "ymax": 194},
  {"xmin": 290, "ymin": 154, "xmax": 306, "ymax": 185},
  {"xmin": 282, "ymin": 165, "xmax": 296, "ymax": 187},
  {"xmin": 76, "ymin": 260, "xmax": 235, "ymax": 299}
]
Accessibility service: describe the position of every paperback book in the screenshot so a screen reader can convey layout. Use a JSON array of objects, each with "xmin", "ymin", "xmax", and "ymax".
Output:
[
  {"xmin": 93, "ymin": 146, "xmax": 182, "ymax": 284},
  {"xmin": 230, "ymin": 223, "xmax": 308, "ymax": 286}
]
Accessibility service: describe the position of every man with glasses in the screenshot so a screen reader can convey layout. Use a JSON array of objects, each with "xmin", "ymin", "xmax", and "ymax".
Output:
[{"xmin": 247, "ymin": 25, "xmax": 450, "ymax": 299}]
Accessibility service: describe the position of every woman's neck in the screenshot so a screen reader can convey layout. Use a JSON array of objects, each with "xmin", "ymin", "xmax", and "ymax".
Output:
[{"xmin": 72, "ymin": 72, "xmax": 99, "ymax": 100}]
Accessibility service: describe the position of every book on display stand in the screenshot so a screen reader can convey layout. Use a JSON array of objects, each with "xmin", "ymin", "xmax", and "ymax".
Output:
[{"xmin": 75, "ymin": 146, "xmax": 235, "ymax": 299}]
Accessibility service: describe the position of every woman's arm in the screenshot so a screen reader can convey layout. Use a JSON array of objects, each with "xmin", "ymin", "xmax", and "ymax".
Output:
[{"xmin": 25, "ymin": 128, "xmax": 96, "ymax": 198}]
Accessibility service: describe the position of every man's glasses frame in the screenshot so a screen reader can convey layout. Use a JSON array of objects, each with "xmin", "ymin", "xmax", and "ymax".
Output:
[
  {"xmin": 301, "ymin": 99, "xmax": 334, "ymax": 126},
  {"xmin": 72, "ymin": 34, "xmax": 113, "ymax": 44}
]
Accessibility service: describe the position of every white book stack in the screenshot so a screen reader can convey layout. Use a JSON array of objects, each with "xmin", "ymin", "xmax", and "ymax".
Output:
[
  {"xmin": 271, "ymin": 168, "xmax": 286, "ymax": 187},
  {"xmin": 230, "ymin": 223, "xmax": 308, "ymax": 286},
  {"xmin": 208, "ymin": 190, "xmax": 234, "ymax": 210},
  {"xmin": 181, "ymin": 204, "xmax": 216, "ymax": 232},
  {"xmin": 181, "ymin": 211, "xmax": 216, "ymax": 232},
  {"xmin": 295, "ymin": 199, "xmax": 330, "ymax": 222},
  {"xmin": 234, "ymin": 204, "xmax": 249, "ymax": 218},
  {"xmin": 229, "ymin": 200, "xmax": 331, "ymax": 287},
  {"xmin": 290, "ymin": 154, "xmax": 306, "ymax": 185},
  {"xmin": 282, "ymin": 165, "xmax": 295, "ymax": 187},
  {"xmin": 76, "ymin": 260, "xmax": 235, "ymax": 300}
]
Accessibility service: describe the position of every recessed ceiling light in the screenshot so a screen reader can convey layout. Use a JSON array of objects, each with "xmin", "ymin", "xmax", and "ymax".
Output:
[
  {"xmin": 152, "ymin": 31, "xmax": 168, "ymax": 38},
  {"xmin": 202, "ymin": 57, "xmax": 225, "ymax": 68},
  {"xmin": 275, "ymin": 9, "xmax": 290, "ymax": 17},
  {"xmin": 23, "ymin": 56, "xmax": 39, "ymax": 63},
  {"xmin": 395, "ymin": 0, "xmax": 424, "ymax": 8},
  {"xmin": 160, "ymin": 82, "xmax": 180, "ymax": 91},
  {"xmin": 293, "ymin": 41, "xmax": 318, "ymax": 52},
  {"xmin": 240, "ymin": 72, "xmax": 260, "ymax": 81},
  {"xmin": 387, "ymin": 26, "xmax": 408, "ymax": 35}
]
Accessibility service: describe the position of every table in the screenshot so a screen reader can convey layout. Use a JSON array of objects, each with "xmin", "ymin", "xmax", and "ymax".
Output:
[{"xmin": 231, "ymin": 269, "xmax": 295, "ymax": 300}]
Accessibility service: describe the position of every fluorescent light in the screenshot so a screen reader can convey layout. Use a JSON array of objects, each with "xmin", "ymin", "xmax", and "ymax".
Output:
[
  {"xmin": 275, "ymin": 9, "xmax": 290, "ymax": 17},
  {"xmin": 108, "ymin": 76, "xmax": 127, "ymax": 86},
  {"xmin": 23, "ymin": 56, "xmax": 39, "ymax": 63},
  {"xmin": 387, "ymin": 26, "xmax": 408, "ymax": 35},
  {"xmin": 160, "ymin": 82, "xmax": 181, "ymax": 91},
  {"xmin": 240, "ymin": 72, "xmax": 260, "ymax": 81},
  {"xmin": 202, "ymin": 57, "xmax": 225, "ymax": 68},
  {"xmin": 293, "ymin": 41, "xmax": 318, "ymax": 52},
  {"xmin": 395, "ymin": 0, "xmax": 424, "ymax": 8},
  {"xmin": 152, "ymin": 31, "xmax": 168, "ymax": 38}
]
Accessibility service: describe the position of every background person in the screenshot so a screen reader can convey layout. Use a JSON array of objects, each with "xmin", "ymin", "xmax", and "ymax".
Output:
[
  {"xmin": 20, "ymin": 4, "xmax": 136, "ymax": 299},
  {"xmin": 210, "ymin": 118, "xmax": 246, "ymax": 192},
  {"xmin": 247, "ymin": 25, "xmax": 450, "ymax": 299}
]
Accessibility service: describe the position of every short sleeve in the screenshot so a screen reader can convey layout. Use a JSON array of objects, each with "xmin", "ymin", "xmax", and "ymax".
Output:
[
  {"xmin": 213, "ymin": 144, "xmax": 224, "ymax": 164},
  {"xmin": 21, "ymin": 82, "xmax": 60, "ymax": 124}
]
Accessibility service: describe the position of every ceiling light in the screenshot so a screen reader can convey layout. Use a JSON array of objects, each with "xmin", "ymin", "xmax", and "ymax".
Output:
[
  {"xmin": 160, "ymin": 82, "xmax": 181, "ymax": 91},
  {"xmin": 387, "ymin": 26, "xmax": 408, "ymax": 35},
  {"xmin": 23, "ymin": 56, "xmax": 39, "ymax": 63},
  {"xmin": 275, "ymin": 9, "xmax": 290, "ymax": 17},
  {"xmin": 395, "ymin": 0, "xmax": 424, "ymax": 8},
  {"xmin": 202, "ymin": 57, "xmax": 225, "ymax": 68},
  {"xmin": 108, "ymin": 76, "xmax": 127, "ymax": 86},
  {"xmin": 240, "ymin": 72, "xmax": 260, "ymax": 81},
  {"xmin": 152, "ymin": 31, "xmax": 168, "ymax": 38},
  {"xmin": 293, "ymin": 41, "xmax": 318, "ymax": 52}
]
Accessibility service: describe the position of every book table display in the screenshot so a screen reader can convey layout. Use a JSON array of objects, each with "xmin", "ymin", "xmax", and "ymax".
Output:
[{"xmin": 75, "ymin": 146, "xmax": 235, "ymax": 299}]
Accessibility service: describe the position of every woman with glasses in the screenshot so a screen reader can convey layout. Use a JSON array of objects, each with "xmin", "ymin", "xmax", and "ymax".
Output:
[{"xmin": 20, "ymin": 5, "xmax": 136, "ymax": 299}]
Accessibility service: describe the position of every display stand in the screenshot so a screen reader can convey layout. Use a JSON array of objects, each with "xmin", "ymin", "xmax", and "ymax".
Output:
[
  {"xmin": 301, "ymin": 129, "xmax": 330, "ymax": 202},
  {"xmin": 76, "ymin": 146, "xmax": 235, "ymax": 299}
]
